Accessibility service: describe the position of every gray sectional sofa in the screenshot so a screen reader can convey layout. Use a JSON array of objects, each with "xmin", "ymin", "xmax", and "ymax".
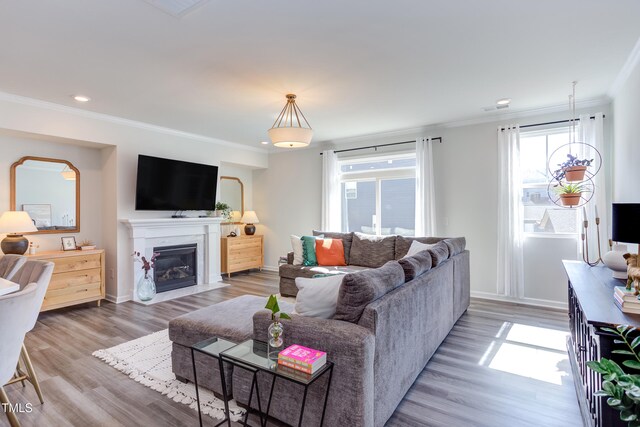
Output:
[{"xmin": 169, "ymin": 233, "xmax": 470, "ymax": 427}]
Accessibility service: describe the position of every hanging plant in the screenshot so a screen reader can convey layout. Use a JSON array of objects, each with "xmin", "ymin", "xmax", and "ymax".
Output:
[
  {"xmin": 555, "ymin": 183, "xmax": 585, "ymax": 206},
  {"xmin": 553, "ymin": 154, "xmax": 593, "ymax": 183}
]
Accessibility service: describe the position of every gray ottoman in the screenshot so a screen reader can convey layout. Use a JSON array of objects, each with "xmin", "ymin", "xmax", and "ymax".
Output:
[{"xmin": 169, "ymin": 294, "xmax": 294, "ymax": 396}]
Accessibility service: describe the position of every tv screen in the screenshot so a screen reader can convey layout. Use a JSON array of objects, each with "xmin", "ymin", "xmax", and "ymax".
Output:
[{"xmin": 135, "ymin": 155, "xmax": 218, "ymax": 211}]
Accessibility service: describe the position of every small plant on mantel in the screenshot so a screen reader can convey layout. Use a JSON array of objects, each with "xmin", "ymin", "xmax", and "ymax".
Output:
[
  {"xmin": 214, "ymin": 202, "xmax": 232, "ymax": 221},
  {"xmin": 588, "ymin": 325, "xmax": 640, "ymax": 426}
]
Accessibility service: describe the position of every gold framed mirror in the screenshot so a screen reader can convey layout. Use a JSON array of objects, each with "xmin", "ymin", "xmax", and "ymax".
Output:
[
  {"xmin": 10, "ymin": 156, "xmax": 80, "ymax": 234},
  {"xmin": 219, "ymin": 176, "xmax": 244, "ymax": 223}
]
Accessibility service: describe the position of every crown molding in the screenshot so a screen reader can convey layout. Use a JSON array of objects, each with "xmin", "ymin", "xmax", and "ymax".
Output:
[
  {"xmin": 0, "ymin": 91, "xmax": 268, "ymax": 154},
  {"xmin": 608, "ymin": 36, "xmax": 640, "ymax": 99}
]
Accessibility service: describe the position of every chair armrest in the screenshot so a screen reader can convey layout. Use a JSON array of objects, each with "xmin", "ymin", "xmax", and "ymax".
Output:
[{"xmin": 287, "ymin": 251, "xmax": 294, "ymax": 264}]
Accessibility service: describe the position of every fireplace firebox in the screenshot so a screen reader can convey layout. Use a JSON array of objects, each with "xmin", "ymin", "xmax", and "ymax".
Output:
[{"xmin": 153, "ymin": 244, "xmax": 197, "ymax": 293}]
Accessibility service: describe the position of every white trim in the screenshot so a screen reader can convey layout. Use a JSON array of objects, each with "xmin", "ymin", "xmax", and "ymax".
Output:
[
  {"xmin": 106, "ymin": 293, "xmax": 131, "ymax": 304},
  {"xmin": 0, "ymin": 91, "xmax": 268, "ymax": 154},
  {"xmin": 471, "ymin": 290, "xmax": 567, "ymax": 310},
  {"xmin": 262, "ymin": 265, "xmax": 279, "ymax": 272},
  {"xmin": 608, "ymin": 36, "xmax": 640, "ymax": 98}
]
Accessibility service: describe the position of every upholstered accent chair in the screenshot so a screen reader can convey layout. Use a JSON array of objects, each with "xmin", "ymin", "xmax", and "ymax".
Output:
[
  {"xmin": 0, "ymin": 255, "xmax": 27, "ymax": 281},
  {"xmin": 4, "ymin": 260, "xmax": 54, "ymax": 410}
]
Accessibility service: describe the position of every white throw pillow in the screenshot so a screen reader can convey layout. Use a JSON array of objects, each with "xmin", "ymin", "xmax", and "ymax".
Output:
[
  {"xmin": 290, "ymin": 235, "xmax": 304, "ymax": 265},
  {"xmin": 294, "ymin": 274, "xmax": 344, "ymax": 319},
  {"xmin": 404, "ymin": 240, "xmax": 436, "ymax": 258}
]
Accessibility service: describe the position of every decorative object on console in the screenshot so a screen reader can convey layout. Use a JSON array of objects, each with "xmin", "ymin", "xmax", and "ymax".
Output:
[
  {"xmin": 264, "ymin": 295, "xmax": 291, "ymax": 360},
  {"xmin": 278, "ymin": 344, "xmax": 327, "ymax": 375},
  {"xmin": 28, "ymin": 241, "xmax": 39, "ymax": 255},
  {"xmin": 624, "ymin": 254, "xmax": 640, "ymax": 296},
  {"xmin": 79, "ymin": 239, "xmax": 96, "ymax": 250},
  {"xmin": 580, "ymin": 206, "xmax": 603, "ymax": 267},
  {"xmin": 603, "ymin": 242, "xmax": 630, "ymax": 279},
  {"xmin": 605, "ymin": 203, "xmax": 640, "ymax": 278},
  {"xmin": 268, "ymin": 94, "xmax": 313, "ymax": 148},
  {"xmin": 133, "ymin": 250, "xmax": 159, "ymax": 302},
  {"xmin": 0, "ymin": 211, "xmax": 38, "ymax": 255},
  {"xmin": 61, "ymin": 236, "xmax": 77, "ymax": 251},
  {"xmin": 241, "ymin": 210, "xmax": 259, "ymax": 236}
]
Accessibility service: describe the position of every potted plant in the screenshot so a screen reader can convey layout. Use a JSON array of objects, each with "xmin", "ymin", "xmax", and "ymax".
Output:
[
  {"xmin": 214, "ymin": 202, "xmax": 232, "ymax": 221},
  {"xmin": 79, "ymin": 239, "xmax": 96, "ymax": 250},
  {"xmin": 555, "ymin": 183, "xmax": 584, "ymax": 206},
  {"xmin": 553, "ymin": 154, "xmax": 593, "ymax": 182},
  {"xmin": 265, "ymin": 295, "xmax": 291, "ymax": 360},
  {"xmin": 587, "ymin": 325, "xmax": 640, "ymax": 426}
]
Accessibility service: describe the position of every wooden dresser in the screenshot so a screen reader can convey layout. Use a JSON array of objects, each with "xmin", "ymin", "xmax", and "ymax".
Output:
[
  {"xmin": 28, "ymin": 249, "xmax": 105, "ymax": 311},
  {"xmin": 220, "ymin": 235, "xmax": 263, "ymax": 278},
  {"xmin": 564, "ymin": 261, "xmax": 638, "ymax": 427}
]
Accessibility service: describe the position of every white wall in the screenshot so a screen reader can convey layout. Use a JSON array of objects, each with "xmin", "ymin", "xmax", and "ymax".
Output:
[
  {"xmin": 256, "ymin": 105, "xmax": 611, "ymax": 306},
  {"xmin": 0, "ymin": 93, "xmax": 268, "ymax": 302},
  {"xmin": 0, "ymin": 134, "xmax": 104, "ymax": 252},
  {"xmin": 613, "ymin": 56, "xmax": 640, "ymax": 202}
]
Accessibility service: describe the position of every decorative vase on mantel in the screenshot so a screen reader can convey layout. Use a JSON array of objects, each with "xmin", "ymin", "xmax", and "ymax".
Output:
[
  {"xmin": 137, "ymin": 272, "xmax": 156, "ymax": 301},
  {"xmin": 268, "ymin": 320, "xmax": 284, "ymax": 361}
]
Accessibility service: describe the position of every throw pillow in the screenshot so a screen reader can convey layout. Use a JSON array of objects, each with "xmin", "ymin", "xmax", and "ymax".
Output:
[
  {"xmin": 349, "ymin": 232, "xmax": 396, "ymax": 268},
  {"xmin": 315, "ymin": 239, "xmax": 347, "ymax": 266},
  {"xmin": 294, "ymin": 274, "xmax": 344, "ymax": 319},
  {"xmin": 428, "ymin": 240, "xmax": 450, "ymax": 267},
  {"xmin": 290, "ymin": 235, "xmax": 304, "ymax": 265},
  {"xmin": 398, "ymin": 250, "xmax": 433, "ymax": 282},
  {"xmin": 394, "ymin": 235, "xmax": 444, "ymax": 259},
  {"xmin": 301, "ymin": 235, "xmax": 322, "ymax": 266},
  {"xmin": 313, "ymin": 230, "xmax": 354, "ymax": 264},
  {"xmin": 403, "ymin": 240, "xmax": 436, "ymax": 258},
  {"xmin": 334, "ymin": 260, "xmax": 405, "ymax": 323}
]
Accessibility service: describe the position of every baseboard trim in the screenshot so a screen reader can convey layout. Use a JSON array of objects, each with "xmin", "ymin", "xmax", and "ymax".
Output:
[
  {"xmin": 262, "ymin": 265, "xmax": 279, "ymax": 273},
  {"xmin": 471, "ymin": 291, "xmax": 567, "ymax": 310},
  {"xmin": 105, "ymin": 294, "xmax": 131, "ymax": 304}
]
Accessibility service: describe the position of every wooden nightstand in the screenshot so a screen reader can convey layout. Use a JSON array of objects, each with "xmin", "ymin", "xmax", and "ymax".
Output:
[{"xmin": 220, "ymin": 235, "xmax": 264, "ymax": 278}]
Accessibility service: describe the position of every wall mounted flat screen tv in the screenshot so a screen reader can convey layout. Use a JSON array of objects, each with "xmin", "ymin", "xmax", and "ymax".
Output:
[{"xmin": 135, "ymin": 155, "xmax": 218, "ymax": 211}]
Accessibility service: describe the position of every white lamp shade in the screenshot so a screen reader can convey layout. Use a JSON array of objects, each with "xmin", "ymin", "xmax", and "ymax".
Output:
[
  {"xmin": 269, "ymin": 127, "xmax": 313, "ymax": 148},
  {"xmin": 230, "ymin": 210, "xmax": 242, "ymax": 222},
  {"xmin": 0, "ymin": 211, "xmax": 38, "ymax": 234},
  {"xmin": 241, "ymin": 210, "xmax": 260, "ymax": 224}
]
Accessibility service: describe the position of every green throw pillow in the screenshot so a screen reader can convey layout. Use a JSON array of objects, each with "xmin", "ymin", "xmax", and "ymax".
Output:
[{"xmin": 301, "ymin": 235, "xmax": 322, "ymax": 266}]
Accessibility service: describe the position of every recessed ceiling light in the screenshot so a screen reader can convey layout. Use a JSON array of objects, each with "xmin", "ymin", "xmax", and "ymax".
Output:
[
  {"xmin": 496, "ymin": 98, "xmax": 511, "ymax": 106},
  {"xmin": 72, "ymin": 95, "xmax": 91, "ymax": 102},
  {"xmin": 260, "ymin": 141, "xmax": 270, "ymax": 145}
]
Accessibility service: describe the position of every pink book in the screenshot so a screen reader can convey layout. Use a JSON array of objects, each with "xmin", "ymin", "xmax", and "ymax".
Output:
[{"xmin": 278, "ymin": 344, "xmax": 327, "ymax": 374}]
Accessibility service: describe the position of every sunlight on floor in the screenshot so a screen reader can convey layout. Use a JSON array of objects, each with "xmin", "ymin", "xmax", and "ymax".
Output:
[{"xmin": 479, "ymin": 322, "xmax": 571, "ymax": 385}]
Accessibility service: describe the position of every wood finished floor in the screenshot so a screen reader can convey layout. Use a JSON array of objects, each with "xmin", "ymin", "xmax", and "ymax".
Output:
[{"xmin": 3, "ymin": 271, "xmax": 582, "ymax": 427}]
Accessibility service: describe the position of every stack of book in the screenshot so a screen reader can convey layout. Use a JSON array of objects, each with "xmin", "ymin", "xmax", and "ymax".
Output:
[
  {"xmin": 278, "ymin": 344, "xmax": 327, "ymax": 375},
  {"xmin": 614, "ymin": 286, "xmax": 640, "ymax": 314}
]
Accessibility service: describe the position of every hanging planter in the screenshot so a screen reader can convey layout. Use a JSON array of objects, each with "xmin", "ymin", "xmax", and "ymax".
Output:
[
  {"xmin": 555, "ymin": 183, "xmax": 584, "ymax": 207},
  {"xmin": 552, "ymin": 154, "xmax": 593, "ymax": 183},
  {"xmin": 563, "ymin": 165, "xmax": 587, "ymax": 182}
]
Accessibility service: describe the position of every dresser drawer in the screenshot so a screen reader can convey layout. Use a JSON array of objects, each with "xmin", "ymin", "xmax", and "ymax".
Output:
[
  {"xmin": 229, "ymin": 245, "xmax": 262, "ymax": 258},
  {"xmin": 49, "ymin": 254, "xmax": 102, "ymax": 273},
  {"xmin": 228, "ymin": 256, "xmax": 263, "ymax": 271},
  {"xmin": 227, "ymin": 238, "xmax": 261, "ymax": 250},
  {"xmin": 42, "ymin": 282, "xmax": 102, "ymax": 309},
  {"xmin": 48, "ymin": 268, "xmax": 102, "ymax": 291}
]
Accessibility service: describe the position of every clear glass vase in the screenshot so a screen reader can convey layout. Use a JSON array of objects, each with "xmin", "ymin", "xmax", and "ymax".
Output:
[
  {"xmin": 268, "ymin": 321, "xmax": 284, "ymax": 361},
  {"xmin": 137, "ymin": 272, "xmax": 156, "ymax": 302}
]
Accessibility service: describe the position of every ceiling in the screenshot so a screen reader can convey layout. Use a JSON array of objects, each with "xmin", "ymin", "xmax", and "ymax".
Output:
[{"xmin": 1, "ymin": 0, "xmax": 639, "ymax": 147}]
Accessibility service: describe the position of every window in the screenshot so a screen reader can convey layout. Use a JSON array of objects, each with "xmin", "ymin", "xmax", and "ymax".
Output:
[
  {"xmin": 520, "ymin": 127, "xmax": 579, "ymax": 235},
  {"xmin": 340, "ymin": 154, "xmax": 416, "ymax": 235}
]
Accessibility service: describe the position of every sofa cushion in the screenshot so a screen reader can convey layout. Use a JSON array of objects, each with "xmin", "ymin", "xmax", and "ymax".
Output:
[
  {"xmin": 394, "ymin": 236, "xmax": 444, "ymax": 259},
  {"xmin": 404, "ymin": 240, "xmax": 436, "ymax": 258},
  {"xmin": 398, "ymin": 250, "xmax": 433, "ymax": 282},
  {"xmin": 349, "ymin": 232, "xmax": 396, "ymax": 268},
  {"xmin": 334, "ymin": 260, "xmax": 405, "ymax": 323},
  {"xmin": 294, "ymin": 275, "xmax": 344, "ymax": 319},
  {"xmin": 316, "ymin": 239, "xmax": 347, "ymax": 266},
  {"xmin": 313, "ymin": 231, "xmax": 354, "ymax": 264},
  {"xmin": 428, "ymin": 241, "xmax": 450, "ymax": 268},
  {"xmin": 444, "ymin": 237, "xmax": 466, "ymax": 257}
]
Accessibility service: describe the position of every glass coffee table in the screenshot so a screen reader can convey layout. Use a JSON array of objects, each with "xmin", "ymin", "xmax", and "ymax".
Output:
[
  {"xmin": 191, "ymin": 337, "xmax": 238, "ymax": 427},
  {"xmin": 220, "ymin": 339, "xmax": 334, "ymax": 427}
]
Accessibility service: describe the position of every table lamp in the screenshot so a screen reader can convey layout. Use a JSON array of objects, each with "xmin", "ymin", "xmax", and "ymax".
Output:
[
  {"xmin": 241, "ymin": 211, "xmax": 259, "ymax": 236},
  {"xmin": 604, "ymin": 203, "xmax": 640, "ymax": 279},
  {"xmin": 0, "ymin": 211, "xmax": 38, "ymax": 255}
]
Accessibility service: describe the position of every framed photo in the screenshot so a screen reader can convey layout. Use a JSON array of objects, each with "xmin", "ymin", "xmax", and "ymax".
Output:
[
  {"xmin": 61, "ymin": 236, "xmax": 77, "ymax": 251},
  {"xmin": 22, "ymin": 204, "xmax": 52, "ymax": 228}
]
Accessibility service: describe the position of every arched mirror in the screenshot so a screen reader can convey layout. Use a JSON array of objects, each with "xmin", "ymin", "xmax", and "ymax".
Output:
[
  {"xmin": 219, "ymin": 176, "xmax": 244, "ymax": 223},
  {"xmin": 10, "ymin": 156, "xmax": 80, "ymax": 234}
]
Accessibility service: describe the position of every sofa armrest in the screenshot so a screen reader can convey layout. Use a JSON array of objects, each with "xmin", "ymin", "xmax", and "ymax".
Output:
[{"xmin": 287, "ymin": 251, "xmax": 294, "ymax": 264}]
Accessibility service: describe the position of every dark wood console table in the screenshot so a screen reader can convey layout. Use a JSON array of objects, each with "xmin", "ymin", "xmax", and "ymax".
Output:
[{"xmin": 564, "ymin": 261, "xmax": 640, "ymax": 427}]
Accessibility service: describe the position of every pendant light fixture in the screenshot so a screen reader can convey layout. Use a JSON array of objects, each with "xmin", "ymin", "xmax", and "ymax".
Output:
[{"xmin": 268, "ymin": 94, "xmax": 313, "ymax": 148}]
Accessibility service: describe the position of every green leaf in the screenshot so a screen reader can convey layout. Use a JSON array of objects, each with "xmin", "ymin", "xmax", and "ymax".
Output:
[
  {"xmin": 603, "ymin": 381, "xmax": 617, "ymax": 395},
  {"xmin": 279, "ymin": 312, "xmax": 292, "ymax": 320},
  {"xmin": 588, "ymin": 361, "xmax": 609, "ymax": 374},
  {"xmin": 623, "ymin": 360, "xmax": 640, "ymax": 371},
  {"xmin": 608, "ymin": 398, "xmax": 622, "ymax": 406},
  {"xmin": 265, "ymin": 294, "xmax": 280, "ymax": 314},
  {"xmin": 603, "ymin": 327, "xmax": 620, "ymax": 334},
  {"xmin": 620, "ymin": 409, "xmax": 637, "ymax": 422},
  {"xmin": 614, "ymin": 350, "xmax": 637, "ymax": 356},
  {"xmin": 632, "ymin": 336, "xmax": 640, "ymax": 349}
]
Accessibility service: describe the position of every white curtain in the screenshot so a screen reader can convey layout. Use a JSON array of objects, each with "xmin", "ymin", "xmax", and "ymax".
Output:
[
  {"xmin": 415, "ymin": 137, "xmax": 436, "ymax": 236},
  {"xmin": 497, "ymin": 125, "xmax": 524, "ymax": 298},
  {"xmin": 321, "ymin": 150, "xmax": 341, "ymax": 231},
  {"xmin": 578, "ymin": 113, "xmax": 607, "ymax": 257}
]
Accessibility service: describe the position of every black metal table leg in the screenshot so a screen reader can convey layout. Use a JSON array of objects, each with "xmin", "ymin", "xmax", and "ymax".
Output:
[
  {"xmin": 297, "ymin": 385, "xmax": 309, "ymax": 427},
  {"xmin": 191, "ymin": 348, "xmax": 204, "ymax": 427},
  {"xmin": 264, "ymin": 374, "xmax": 277, "ymax": 423},
  {"xmin": 253, "ymin": 371, "xmax": 265, "ymax": 427},
  {"xmin": 319, "ymin": 365, "xmax": 334, "ymax": 426},
  {"xmin": 217, "ymin": 356, "xmax": 232, "ymax": 427},
  {"xmin": 242, "ymin": 371, "xmax": 256, "ymax": 427}
]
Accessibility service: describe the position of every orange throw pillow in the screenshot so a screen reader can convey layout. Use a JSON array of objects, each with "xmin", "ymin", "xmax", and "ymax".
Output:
[{"xmin": 315, "ymin": 238, "xmax": 347, "ymax": 266}]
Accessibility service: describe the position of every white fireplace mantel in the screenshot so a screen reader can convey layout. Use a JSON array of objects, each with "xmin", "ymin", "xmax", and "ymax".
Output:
[{"xmin": 121, "ymin": 217, "xmax": 224, "ymax": 303}]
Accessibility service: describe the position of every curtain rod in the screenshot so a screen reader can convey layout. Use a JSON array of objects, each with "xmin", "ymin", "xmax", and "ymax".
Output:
[
  {"xmin": 499, "ymin": 115, "xmax": 605, "ymax": 132},
  {"xmin": 319, "ymin": 137, "xmax": 442, "ymax": 155}
]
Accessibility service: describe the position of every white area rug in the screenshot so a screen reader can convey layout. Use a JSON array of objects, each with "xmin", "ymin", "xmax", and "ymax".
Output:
[{"xmin": 92, "ymin": 329, "xmax": 245, "ymax": 422}]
